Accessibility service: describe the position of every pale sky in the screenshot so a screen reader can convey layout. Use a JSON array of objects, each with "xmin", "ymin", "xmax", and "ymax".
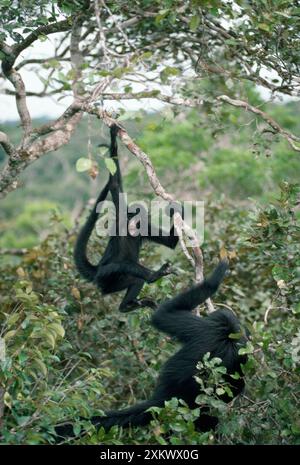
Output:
[
  {"xmin": 0, "ymin": 33, "xmax": 294, "ymax": 124},
  {"xmin": 0, "ymin": 33, "xmax": 166, "ymax": 123}
]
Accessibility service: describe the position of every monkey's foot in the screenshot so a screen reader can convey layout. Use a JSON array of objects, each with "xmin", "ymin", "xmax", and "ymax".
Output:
[
  {"xmin": 138, "ymin": 298, "xmax": 157, "ymax": 310},
  {"xmin": 119, "ymin": 300, "xmax": 139, "ymax": 313},
  {"xmin": 148, "ymin": 262, "xmax": 173, "ymax": 283},
  {"xmin": 119, "ymin": 298, "xmax": 157, "ymax": 312}
]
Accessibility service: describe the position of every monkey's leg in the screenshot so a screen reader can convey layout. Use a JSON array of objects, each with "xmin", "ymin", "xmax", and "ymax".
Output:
[
  {"xmin": 119, "ymin": 281, "xmax": 157, "ymax": 312},
  {"xmin": 96, "ymin": 261, "xmax": 172, "ymax": 286},
  {"xmin": 117, "ymin": 261, "xmax": 172, "ymax": 283},
  {"xmin": 119, "ymin": 281, "xmax": 144, "ymax": 312}
]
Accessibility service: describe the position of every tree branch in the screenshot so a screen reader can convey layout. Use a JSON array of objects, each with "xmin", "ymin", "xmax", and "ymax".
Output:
[
  {"xmin": 2, "ymin": 68, "xmax": 32, "ymax": 138},
  {"xmin": 0, "ymin": 132, "xmax": 15, "ymax": 156},
  {"xmin": 14, "ymin": 19, "xmax": 72, "ymax": 57},
  {"xmin": 0, "ymin": 248, "xmax": 28, "ymax": 256},
  {"xmin": 70, "ymin": 16, "xmax": 85, "ymax": 98},
  {"xmin": 0, "ymin": 105, "xmax": 82, "ymax": 198},
  {"xmin": 101, "ymin": 91, "xmax": 203, "ymax": 107},
  {"xmin": 217, "ymin": 95, "xmax": 300, "ymax": 152},
  {"xmin": 102, "ymin": 91, "xmax": 300, "ymax": 152},
  {"xmin": 27, "ymin": 111, "xmax": 82, "ymax": 159}
]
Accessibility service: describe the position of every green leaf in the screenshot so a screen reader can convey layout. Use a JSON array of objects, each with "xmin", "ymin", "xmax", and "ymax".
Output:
[
  {"xmin": 105, "ymin": 158, "xmax": 117, "ymax": 175},
  {"xmin": 73, "ymin": 424, "xmax": 82, "ymax": 436},
  {"xmin": 124, "ymin": 85, "xmax": 133, "ymax": 93},
  {"xmin": 141, "ymin": 51, "xmax": 153, "ymax": 60},
  {"xmin": 98, "ymin": 146, "xmax": 109, "ymax": 156},
  {"xmin": 16, "ymin": 416, "xmax": 31, "ymax": 426},
  {"xmin": 258, "ymin": 23, "xmax": 270, "ymax": 32},
  {"xmin": 48, "ymin": 323, "xmax": 65, "ymax": 338},
  {"xmin": 4, "ymin": 330, "xmax": 17, "ymax": 340},
  {"xmin": 239, "ymin": 341, "xmax": 254, "ymax": 355},
  {"xmin": 189, "ymin": 15, "xmax": 200, "ymax": 31},
  {"xmin": 155, "ymin": 9, "xmax": 169, "ymax": 24},
  {"xmin": 34, "ymin": 359, "xmax": 48, "ymax": 376},
  {"xmin": 45, "ymin": 333, "xmax": 56, "ymax": 349},
  {"xmin": 160, "ymin": 66, "xmax": 179, "ymax": 83},
  {"xmin": 6, "ymin": 313, "xmax": 20, "ymax": 327},
  {"xmin": 4, "ymin": 391, "xmax": 12, "ymax": 409},
  {"xmin": 229, "ymin": 331, "xmax": 243, "ymax": 340},
  {"xmin": 76, "ymin": 158, "xmax": 93, "ymax": 172},
  {"xmin": 216, "ymin": 387, "xmax": 225, "ymax": 396}
]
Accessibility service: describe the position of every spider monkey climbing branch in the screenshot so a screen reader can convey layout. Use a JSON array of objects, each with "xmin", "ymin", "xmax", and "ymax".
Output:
[
  {"xmin": 74, "ymin": 125, "xmax": 181, "ymax": 312},
  {"xmin": 84, "ymin": 105, "xmax": 215, "ymax": 313}
]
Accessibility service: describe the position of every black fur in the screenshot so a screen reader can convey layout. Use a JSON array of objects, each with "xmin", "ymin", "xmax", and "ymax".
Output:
[
  {"xmin": 54, "ymin": 261, "xmax": 248, "ymax": 440},
  {"xmin": 74, "ymin": 125, "xmax": 182, "ymax": 312}
]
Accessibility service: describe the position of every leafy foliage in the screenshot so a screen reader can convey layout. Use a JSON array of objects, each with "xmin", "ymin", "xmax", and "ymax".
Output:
[
  {"xmin": 0, "ymin": 0, "xmax": 299, "ymax": 446},
  {"xmin": 0, "ymin": 182, "xmax": 299, "ymax": 444}
]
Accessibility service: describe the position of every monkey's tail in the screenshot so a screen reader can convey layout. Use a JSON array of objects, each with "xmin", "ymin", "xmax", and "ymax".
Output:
[
  {"xmin": 91, "ymin": 400, "xmax": 159, "ymax": 430},
  {"xmin": 73, "ymin": 180, "xmax": 110, "ymax": 282},
  {"xmin": 54, "ymin": 400, "xmax": 160, "ymax": 442}
]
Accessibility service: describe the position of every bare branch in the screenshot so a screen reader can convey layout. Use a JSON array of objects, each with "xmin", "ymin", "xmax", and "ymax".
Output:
[
  {"xmin": 103, "ymin": 16, "xmax": 142, "ymax": 35},
  {"xmin": 0, "ymin": 19, "xmax": 75, "ymax": 143},
  {"xmin": 70, "ymin": 17, "xmax": 85, "ymax": 98},
  {"xmin": 2, "ymin": 86, "xmax": 66, "ymax": 98},
  {"xmin": 102, "ymin": 91, "xmax": 300, "ymax": 152},
  {"xmin": 27, "ymin": 111, "xmax": 82, "ymax": 159},
  {"xmin": 102, "ymin": 91, "xmax": 203, "ymax": 107},
  {"xmin": 14, "ymin": 19, "xmax": 72, "ymax": 57},
  {"xmin": 1, "ymin": 44, "xmax": 32, "ymax": 139},
  {"xmin": 217, "ymin": 95, "xmax": 300, "ymax": 152},
  {"xmin": 0, "ymin": 106, "xmax": 82, "ymax": 197},
  {"xmin": 101, "ymin": 0, "xmax": 136, "ymax": 52},
  {"xmin": 94, "ymin": 0, "xmax": 109, "ymax": 60},
  {"xmin": 30, "ymin": 101, "xmax": 82, "ymax": 138},
  {"xmin": 2, "ymin": 68, "xmax": 32, "ymax": 138},
  {"xmin": 0, "ymin": 248, "xmax": 28, "ymax": 256},
  {"xmin": 0, "ymin": 131, "xmax": 15, "ymax": 156},
  {"xmin": 15, "ymin": 56, "xmax": 70, "ymax": 71}
]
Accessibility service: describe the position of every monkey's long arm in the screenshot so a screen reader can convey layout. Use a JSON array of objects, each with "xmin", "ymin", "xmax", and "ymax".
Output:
[
  {"xmin": 108, "ymin": 124, "xmax": 124, "ymax": 211},
  {"xmin": 146, "ymin": 223, "xmax": 179, "ymax": 249},
  {"xmin": 151, "ymin": 261, "xmax": 228, "ymax": 342},
  {"xmin": 146, "ymin": 203, "xmax": 184, "ymax": 249}
]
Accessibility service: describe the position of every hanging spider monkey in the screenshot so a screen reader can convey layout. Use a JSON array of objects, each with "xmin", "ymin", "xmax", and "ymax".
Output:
[
  {"xmin": 54, "ymin": 260, "xmax": 248, "ymax": 440},
  {"xmin": 74, "ymin": 124, "xmax": 182, "ymax": 312}
]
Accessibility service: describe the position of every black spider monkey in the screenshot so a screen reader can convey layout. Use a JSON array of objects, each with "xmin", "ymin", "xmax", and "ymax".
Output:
[
  {"xmin": 74, "ymin": 124, "xmax": 182, "ymax": 312},
  {"xmin": 54, "ymin": 260, "xmax": 248, "ymax": 440}
]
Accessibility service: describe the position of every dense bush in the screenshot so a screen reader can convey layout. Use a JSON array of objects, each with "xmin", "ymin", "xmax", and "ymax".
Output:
[{"xmin": 0, "ymin": 183, "xmax": 299, "ymax": 444}]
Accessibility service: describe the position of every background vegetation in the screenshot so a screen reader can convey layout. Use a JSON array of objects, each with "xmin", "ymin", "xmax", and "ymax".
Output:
[
  {"xmin": 1, "ymin": 100, "xmax": 300, "ymax": 444},
  {"xmin": 0, "ymin": 0, "xmax": 300, "ymax": 446}
]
